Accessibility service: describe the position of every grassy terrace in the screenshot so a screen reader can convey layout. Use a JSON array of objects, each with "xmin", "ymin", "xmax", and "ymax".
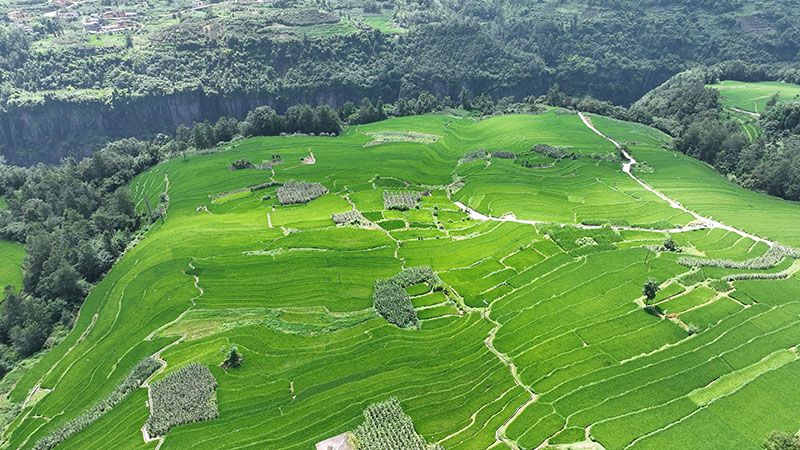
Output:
[
  {"xmin": 0, "ymin": 240, "xmax": 25, "ymax": 294},
  {"xmin": 3, "ymin": 110, "xmax": 800, "ymax": 449}
]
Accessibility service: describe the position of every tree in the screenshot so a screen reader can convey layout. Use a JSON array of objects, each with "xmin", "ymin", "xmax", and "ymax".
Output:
[
  {"xmin": 764, "ymin": 430, "xmax": 800, "ymax": 450},
  {"xmin": 458, "ymin": 88, "xmax": 472, "ymax": 110},
  {"xmin": 662, "ymin": 236, "xmax": 678, "ymax": 252},
  {"xmin": 221, "ymin": 345, "xmax": 243, "ymax": 369},
  {"xmin": 642, "ymin": 277, "xmax": 659, "ymax": 302}
]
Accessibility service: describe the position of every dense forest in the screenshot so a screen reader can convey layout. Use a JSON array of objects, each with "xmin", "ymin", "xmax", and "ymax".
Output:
[{"xmin": 2, "ymin": 0, "xmax": 800, "ymax": 163}]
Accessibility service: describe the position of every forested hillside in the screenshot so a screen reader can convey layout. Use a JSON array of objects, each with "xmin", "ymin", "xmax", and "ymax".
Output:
[{"xmin": 1, "ymin": 0, "xmax": 800, "ymax": 163}]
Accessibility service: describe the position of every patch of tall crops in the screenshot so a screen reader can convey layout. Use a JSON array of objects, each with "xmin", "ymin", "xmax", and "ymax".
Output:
[
  {"xmin": 383, "ymin": 191, "xmax": 420, "ymax": 211},
  {"xmin": 353, "ymin": 398, "xmax": 443, "ymax": 450},
  {"xmin": 276, "ymin": 180, "xmax": 328, "ymax": 205},
  {"xmin": 145, "ymin": 363, "xmax": 219, "ymax": 437}
]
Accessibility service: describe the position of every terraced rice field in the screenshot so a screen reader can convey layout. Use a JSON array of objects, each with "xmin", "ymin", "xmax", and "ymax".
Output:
[
  {"xmin": 4, "ymin": 110, "xmax": 800, "ymax": 450},
  {"xmin": 708, "ymin": 80, "xmax": 800, "ymax": 140},
  {"xmin": 709, "ymin": 80, "xmax": 800, "ymax": 114}
]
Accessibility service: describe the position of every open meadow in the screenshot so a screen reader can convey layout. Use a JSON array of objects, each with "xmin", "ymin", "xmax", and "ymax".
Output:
[{"xmin": 3, "ymin": 109, "xmax": 800, "ymax": 450}]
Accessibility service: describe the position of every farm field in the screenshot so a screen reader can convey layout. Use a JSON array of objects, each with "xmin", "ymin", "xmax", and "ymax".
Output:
[
  {"xmin": 0, "ymin": 240, "xmax": 25, "ymax": 294},
  {"xmin": 707, "ymin": 80, "xmax": 800, "ymax": 141},
  {"xmin": 3, "ymin": 110, "xmax": 800, "ymax": 450},
  {"xmin": 709, "ymin": 80, "xmax": 800, "ymax": 114}
]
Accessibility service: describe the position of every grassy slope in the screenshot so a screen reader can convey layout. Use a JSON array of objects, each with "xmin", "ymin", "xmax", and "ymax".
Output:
[
  {"xmin": 709, "ymin": 80, "xmax": 800, "ymax": 113},
  {"xmin": 3, "ymin": 111, "xmax": 800, "ymax": 450},
  {"xmin": 589, "ymin": 115, "xmax": 800, "ymax": 248},
  {"xmin": 0, "ymin": 241, "xmax": 25, "ymax": 294}
]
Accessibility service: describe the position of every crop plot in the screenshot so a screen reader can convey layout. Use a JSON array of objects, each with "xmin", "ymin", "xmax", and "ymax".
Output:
[{"xmin": 5, "ymin": 110, "xmax": 800, "ymax": 450}]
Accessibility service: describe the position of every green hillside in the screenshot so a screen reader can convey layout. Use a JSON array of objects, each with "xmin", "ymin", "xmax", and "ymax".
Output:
[{"xmin": 3, "ymin": 111, "xmax": 800, "ymax": 450}]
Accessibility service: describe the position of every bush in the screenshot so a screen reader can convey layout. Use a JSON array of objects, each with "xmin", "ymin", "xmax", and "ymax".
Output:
[
  {"xmin": 530, "ymin": 143, "xmax": 576, "ymax": 160},
  {"xmin": 764, "ymin": 430, "xmax": 800, "ymax": 450},
  {"xmin": 353, "ymin": 398, "xmax": 443, "ymax": 450},
  {"xmin": 458, "ymin": 149, "xmax": 488, "ymax": 164},
  {"xmin": 490, "ymin": 150, "xmax": 516, "ymax": 159},
  {"xmin": 230, "ymin": 158, "xmax": 254, "ymax": 170},
  {"xmin": 34, "ymin": 357, "xmax": 161, "ymax": 450},
  {"xmin": 383, "ymin": 191, "xmax": 420, "ymax": 210},
  {"xmin": 373, "ymin": 267, "xmax": 443, "ymax": 328},
  {"xmin": 145, "ymin": 363, "xmax": 219, "ymax": 437},
  {"xmin": 221, "ymin": 346, "xmax": 243, "ymax": 369},
  {"xmin": 276, "ymin": 180, "xmax": 328, "ymax": 205}
]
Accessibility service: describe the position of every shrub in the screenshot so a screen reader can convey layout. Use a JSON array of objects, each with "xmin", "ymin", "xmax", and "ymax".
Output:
[
  {"xmin": 373, "ymin": 267, "xmax": 443, "ymax": 328},
  {"xmin": 678, "ymin": 245, "xmax": 799, "ymax": 270},
  {"xmin": 353, "ymin": 398, "xmax": 443, "ymax": 450},
  {"xmin": 764, "ymin": 430, "xmax": 800, "ymax": 450},
  {"xmin": 490, "ymin": 150, "xmax": 516, "ymax": 159},
  {"xmin": 276, "ymin": 180, "xmax": 328, "ymax": 205},
  {"xmin": 575, "ymin": 236, "xmax": 597, "ymax": 247},
  {"xmin": 221, "ymin": 346, "xmax": 243, "ymax": 369},
  {"xmin": 145, "ymin": 363, "xmax": 219, "ymax": 437},
  {"xmin": 383, "ymin": 191, "xmax": 420, "ymax": 210},
  {"xmin": 34, "ymin": 357, "xmax": 161, "ymax": 450},
  {"xmin": 230, "ymin": 158, "xmax": 254, "ymax": 170}
]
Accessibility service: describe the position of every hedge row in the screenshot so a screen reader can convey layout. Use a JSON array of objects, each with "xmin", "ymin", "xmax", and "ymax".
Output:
[
  {"xmin": 678, "ymin": 245, "xmax": 799, "ymax": 270},
  {"xmin": 34, "ymin": 357, "xmax": 161, "ymax": 450}
]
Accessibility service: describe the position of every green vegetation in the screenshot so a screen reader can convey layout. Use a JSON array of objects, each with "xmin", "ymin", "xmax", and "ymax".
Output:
[
  {"xmin": 0, "ymin": 241, "xmax": 24, "ymax": 293},
  {"xmin": 374, "ymin": 267, "xmax": 443, "ymax": 328},
  {"xmin": 276, "ymin": 181, "xmax": 328, "ymax": 205},
  {"xmin": 145, "ymin": 363, "xmax": 218, "ymax": 437},
  {"xmin": 709, "ymin": 80, "xmax": 800, "ymax": 114},
  {"xmin": 33, "ymin": 357, "xmax": 160, "ymax": 450},
  {"xmin": 2, "ymin": 111, "xmax": 800, "ymax": 450},
  {"xmin": 353, "ymin": 398, "xmax": 442, "ymax": 450}
]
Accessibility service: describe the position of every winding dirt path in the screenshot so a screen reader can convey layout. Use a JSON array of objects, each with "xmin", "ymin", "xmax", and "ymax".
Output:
[{"xmin": 577, "ymin": 112, "xmax": 776, "ymax": 247}]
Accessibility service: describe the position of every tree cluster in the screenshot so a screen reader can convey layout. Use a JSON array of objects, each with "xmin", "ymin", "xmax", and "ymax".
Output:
[{"xmin": 0, "ymin": 138, "xmax": 161, "ymax": 363}]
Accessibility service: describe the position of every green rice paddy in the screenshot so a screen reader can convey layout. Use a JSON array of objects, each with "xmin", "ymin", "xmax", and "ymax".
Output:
[{"xmin": 4, "ymin": 109, "xmax": 800, "ymax": 450}]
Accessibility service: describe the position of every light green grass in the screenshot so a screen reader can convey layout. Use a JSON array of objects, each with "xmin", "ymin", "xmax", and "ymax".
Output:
[
  {"xmin": 7, "ymin": 112, "xmax": 800, "ymax": 450},
  {"xmin": 709, "ymin": 80, "xmax": 800, "ymax": 113},
  {"xmin": 0, "ymin": 240, "xmax": 25, "ymax": 294}
]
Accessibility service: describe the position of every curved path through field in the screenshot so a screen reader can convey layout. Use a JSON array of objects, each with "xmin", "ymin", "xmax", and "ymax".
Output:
[{"xmin": 577, "ymin": 112, "xmax": 776, "ymax": 247}]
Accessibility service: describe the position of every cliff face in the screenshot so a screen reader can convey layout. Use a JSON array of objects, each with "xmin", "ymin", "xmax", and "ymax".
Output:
[{"xmin": 0, "ymin": 88, "xmax": 367, "ymax": 165}]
